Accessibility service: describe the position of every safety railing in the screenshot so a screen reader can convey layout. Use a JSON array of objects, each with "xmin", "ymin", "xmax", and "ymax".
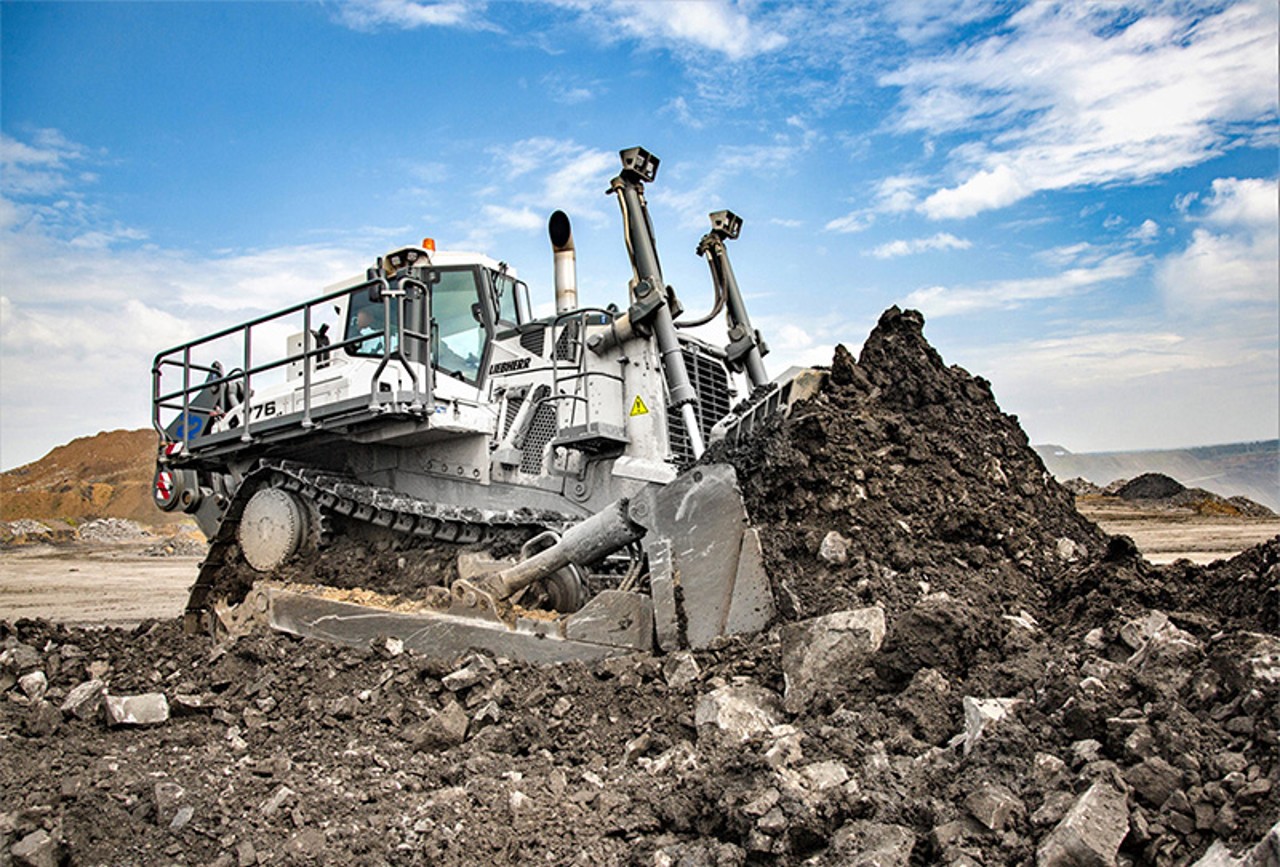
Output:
[
  {"xmin": 544, "ymin": 309, "xmax": 626, "ymax": 434},
  {"xmin": 152, "ymin": 277, "xmax": 431, "ymax": 449}
]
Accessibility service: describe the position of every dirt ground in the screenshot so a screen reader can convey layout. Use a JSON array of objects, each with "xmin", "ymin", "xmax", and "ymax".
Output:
[
  {"xmin": 0, "ymin": 542, "xmax": 198, "ymax": 625},
  {"xmin": 1078, "ymin": 501, "xmax": 1280, "ymax": 565}
]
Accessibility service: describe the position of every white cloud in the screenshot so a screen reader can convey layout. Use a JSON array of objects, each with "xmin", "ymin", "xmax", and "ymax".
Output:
[
  {"xmin": 824, "ymin": 211, "xmax": 873, "ymax": 234},
  {"xmin": 480, "ymin": 204, "xmax": 544, "ymax": 232},
  {"xmin": 0, "ymin": 130, "xmax": 92, "ymax": 199},
  {"xmin": 904, "ymin": 251, "xmax": 1146, "ymax": 317},
  {"xmin": 886, "ymin": 2, "xmax": 1279, "ymax": 219},
  {"xmin": 1128, "ymin": 219, "xmax": 1160, "ymax": 243},
  {"xmin": 334, "ymin": 0, "xmax": 490, "ymax": 31},
  {"xmin": 1156, "ymin": 177, "xmax": 1279, "ymax": 310},
  {"xmin": 485, "ymin": 138, "xmax": 616, "ymax": 232},
  {"xmin": 593, "ymin": 0, "xmax": 786, "ymax": 61},
  {"xmin": 921, "ymin": 164, "xmax": 1031, "ymax": 220},
  {"xmin": 868, "ymin": 232, "xmax": 971, "ymax": 259}
]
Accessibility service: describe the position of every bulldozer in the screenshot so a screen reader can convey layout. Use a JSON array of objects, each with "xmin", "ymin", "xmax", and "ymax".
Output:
[{"xmin": 152, "ymin": 146, "xmax": 820, "ymax": 662}]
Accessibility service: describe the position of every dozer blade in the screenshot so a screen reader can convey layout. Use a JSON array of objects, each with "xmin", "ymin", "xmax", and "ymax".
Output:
[
  {"xmin": 215, "ymin": 583, "xmax": 655, "ymax": 663},
  {"xmin": 210, "ymin": 463, "xmax": 773, "ymax": 662},
  {"xmin": 634, "ymin": 463, "xmax": 775, "ymax": 650}
]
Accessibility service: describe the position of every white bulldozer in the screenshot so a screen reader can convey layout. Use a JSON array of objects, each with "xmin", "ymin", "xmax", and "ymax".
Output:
[{"xmin": 152, "ymin": 146, "xmax": 821, "ymax": 662}]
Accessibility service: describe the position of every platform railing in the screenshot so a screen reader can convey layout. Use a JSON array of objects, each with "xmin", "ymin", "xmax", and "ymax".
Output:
[{"xmin": 152, "ymin": 280, "xmax": 429, "ymax": 449}]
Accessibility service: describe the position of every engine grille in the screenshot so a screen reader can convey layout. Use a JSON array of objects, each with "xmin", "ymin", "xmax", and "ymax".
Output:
[
  {"xmin": 519, "ymin": 387, "xmax": 557, "ymax": 475},
  {"xmin": 667, "ymin": 343, "xmax": 734, "ymax": 468}
]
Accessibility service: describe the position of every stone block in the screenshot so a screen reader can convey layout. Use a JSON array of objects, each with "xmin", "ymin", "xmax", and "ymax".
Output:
[
  {"xmin": 694, "ymin": 683, "xmax": 784, "ymax": 743},
  {"xmin": 408, "ymin": 701, "xmax": 469, "ymax": 751},
  {"xmin": 781, "ymin": 606, "xmax": 885, "ymax": 713},
  {"xmin": 662, "ymin": 652, "xmax": 700, "ymax": 689},
  {"xmin": 830, "ymin": 821, "xmax": 916, "ymax": 867},
  {"xmin": 18, "ymin": 671, "xmax": 47, "ymax": 701},
  {"xmin": 819, "ymin": 531, "xmax": 851, "ymax": 565},
  {"xmin": 105, "ymin": 693, "xmax": 170, "ymax": 726},
  {"xmin": 60, "ymin": 679, "xmax": 105, "ymax": 720},
  {"xmin": 11, "ymin": 829, "xmax": 57, "ymax": 867},
  {"xmin": 1037, "ymin": 781, "xmax": 1129, "ymax": 867},
  {"xmin": 965, "ymin": 783, "xmax": 1022, "ymax": 831},
  {"xmin": 23, "ymin": 700, "xmax": 61, "ymax": 738},
  {"xmin": 961, "ymin": 696, "xmax": 1021, "ymax": 756}
]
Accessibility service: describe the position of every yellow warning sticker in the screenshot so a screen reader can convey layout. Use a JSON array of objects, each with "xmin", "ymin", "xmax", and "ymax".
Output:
[{"xmin": 629, "ymin": 395, "xmax": 649, "ymax": 417}]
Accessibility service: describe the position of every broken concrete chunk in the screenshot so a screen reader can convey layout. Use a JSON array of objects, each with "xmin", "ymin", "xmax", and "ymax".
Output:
[
  {"xmin": 1036, "ymin": 780, "xmax": 1129, "ymax": 867},
  {"xmin": 964, "ymin": 783, "xmax": 1022, "ymax": 831},
  {"xmin": 780, "ymin": 606, "xmax": 886, "ymax": 713},
  {"xmin": 261, "ymin": 784, "xmax": 295, "ymax": 817},
  {"xmin": 11, "ymin": 828, "xmax": 57, "ymax": 867},
  {"xmin": 18, "ymin": 670, "xmax": 47, "ymax": 701},
  {"xmin": 819, "ymin": 530, "xmax": 852, "ymax": 565},
  {"xmin": 60, "ymin": 679, "xmax": 106, "ymax": 720},
  {"xmin": 442, "ymin": 656, "xmax": 496, "ymax": 692},
  {"xmin": 694, "ymin": 683, "xmax": 784, "ymax": 743},
  {"xmin": 1242, "ymin": 633, "xmax": 1280, "ymax": 687},
  {"xmin": 801, "ymin": 760, "xmax": 850, "ymax": 791},
  {"xmin": 1119, "ymin": 611, "xmax": 1171, "ymax": 651},
  {"xmin": 105, "ymin": 693, "xmax": 170, "ymax": 726},
  {"xmin": 1, "ymin": 643, "xmax": 41, "ymax": 675},
  {"xmin": 961, "ymin": 696, "xmax": 1021, "ymax": 756},
  {"xmin": 662, "ymin": 651, "xmax": 700, "ymax": 689},
  {"xmin": 408, "ymin": 701, "xmax": 469, "ymax": 751}
]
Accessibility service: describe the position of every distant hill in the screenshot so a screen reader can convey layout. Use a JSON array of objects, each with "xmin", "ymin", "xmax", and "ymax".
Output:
[
  {"xmin": 1035, "ymin": 440, "xmax": 1279, "ymax": 512},
  {"xmin": 0, "ymin": 428, "xmax": 179, "ymax": 525}
]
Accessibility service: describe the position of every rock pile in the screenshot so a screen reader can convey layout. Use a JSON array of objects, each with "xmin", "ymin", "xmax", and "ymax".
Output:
[
  {"xmin": 1, "ymin": 308, "xmax": 1276, "ymax": 866},
  {"xmin": 75, "ymin": 518, "xmax": 153, "ymax": 543}
]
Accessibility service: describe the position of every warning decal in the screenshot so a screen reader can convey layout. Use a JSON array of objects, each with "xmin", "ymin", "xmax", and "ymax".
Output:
[{"xmin": 629, "ymin": 395, "xmax": 649, "ymax": 417}]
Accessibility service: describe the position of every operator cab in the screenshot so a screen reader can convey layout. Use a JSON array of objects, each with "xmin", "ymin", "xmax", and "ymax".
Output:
[{"xmin": 342, "ymin": 246, "xmax": 531, "ymax": 388}]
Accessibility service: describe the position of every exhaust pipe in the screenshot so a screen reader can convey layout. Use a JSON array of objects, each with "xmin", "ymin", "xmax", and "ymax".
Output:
[{"xmin": 549, "ymin": 210, "xmax": 578, "ymax": 314}]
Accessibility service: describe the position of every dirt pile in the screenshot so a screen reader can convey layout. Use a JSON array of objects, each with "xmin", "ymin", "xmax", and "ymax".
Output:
[
  {"xmin": 0, "ymin": 428, "xmax": 180, "ymax": 526},
  {"xmin": 2, "ymin": 308, "xmax": 1277, "ymax": 866},
  {"xmin": 1111, "ymin": 474, "xmax": 1276, "ymax": 518}
]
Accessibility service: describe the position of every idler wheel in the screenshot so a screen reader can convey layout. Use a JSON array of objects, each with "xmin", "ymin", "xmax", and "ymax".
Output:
[
  {"xmin": 238, "ymin": 487, "xmax": 307, "ymax": 572},
  {"xmin": 538, "ymin": 566, "xmax": 587, "ymax": 614}
]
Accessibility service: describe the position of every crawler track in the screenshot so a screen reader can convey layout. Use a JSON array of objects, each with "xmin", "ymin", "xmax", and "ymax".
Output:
[{"xmin": 185, "ymin": 460, "xmax": 574, "ymax": 625}]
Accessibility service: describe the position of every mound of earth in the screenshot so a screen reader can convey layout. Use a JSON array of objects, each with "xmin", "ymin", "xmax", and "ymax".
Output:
[
  {"xmin": 1113, "ymin": 474, "xmax": 1274, "ymax": 518},
  {"xmin": 0, "ymin": 428, "xmax": 181, "ymax": 527},
  {"xmin": 1117, "ymin": 474, "xmax": 1187, "ymax": 501},
  {"xmin": 1, "ymin": 308, "xmax": 1277, "ymax": 866}
]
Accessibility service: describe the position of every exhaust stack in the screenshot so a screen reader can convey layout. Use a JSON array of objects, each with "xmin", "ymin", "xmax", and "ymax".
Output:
[{"xmin": 549, "ymin": 210, "xmax": 578, "ymax": 314}]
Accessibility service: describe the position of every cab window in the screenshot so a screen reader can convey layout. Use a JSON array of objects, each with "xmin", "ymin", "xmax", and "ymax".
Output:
[
  {"xmin": 434, "ymin": 270, "xmax": 486, "ymax": 382},
  {"xmin": 344, "ymin": 294, "xmax": 398, "ymax": 357}
]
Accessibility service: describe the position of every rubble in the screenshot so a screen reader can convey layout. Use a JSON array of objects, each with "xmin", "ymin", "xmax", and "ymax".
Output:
[
  {"xmin": 1037, "ymin": 781, "xmax": 1130, "ymax": 867},
  {"xmin": 104, "ymin": 692, "xmax": 170, "ymax": 726},
  {"xmin": 1, "ymin": 309, "xmax": 1276, "ymax": 865}
]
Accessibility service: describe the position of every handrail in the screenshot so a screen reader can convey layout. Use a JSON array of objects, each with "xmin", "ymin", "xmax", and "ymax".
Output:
[{"xmin": 153, "ymin": 280, "xmax": 431, "ymax": 446}]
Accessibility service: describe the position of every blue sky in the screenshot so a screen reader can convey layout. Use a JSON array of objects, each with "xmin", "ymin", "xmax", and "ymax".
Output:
[{"xmin": 2, "ymin": 0, "xmax": 1277, "ymax": 470}]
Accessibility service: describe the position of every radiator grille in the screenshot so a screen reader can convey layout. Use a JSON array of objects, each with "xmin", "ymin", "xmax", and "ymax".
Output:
[
  {"xmin": 520, "ymin": 392, "xmax": 558, "ymax": 475},
  {"xmin": 667, "ymin": 344, "xmax": 734, "ymax": 468},
  {"xmin": 553, "ymin": 319, "xmax": 580, "ymax": 364},
  {"xmin": 501, "ymin": 390, "xmax": 525, "ymax": 440}
]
